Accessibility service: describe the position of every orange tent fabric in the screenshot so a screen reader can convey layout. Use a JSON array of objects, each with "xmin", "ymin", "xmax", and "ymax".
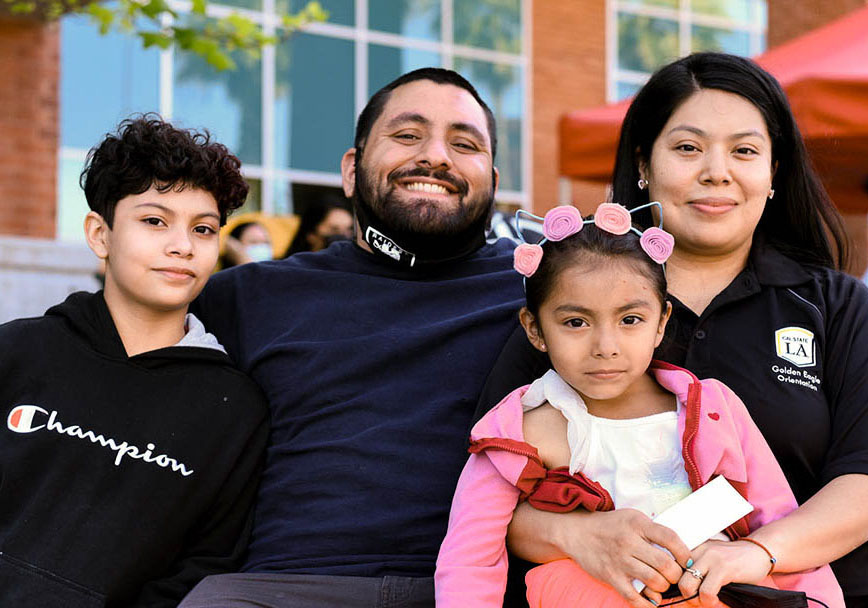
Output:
[{"xmin": 560, "ymin": 6, "xmax": 868, "ymax": 211}]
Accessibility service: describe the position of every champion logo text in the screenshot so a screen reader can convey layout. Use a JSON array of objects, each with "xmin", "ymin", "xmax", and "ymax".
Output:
[{"xmin": 7, "ymin": 405, "xmax": 194, "ymax": 477}]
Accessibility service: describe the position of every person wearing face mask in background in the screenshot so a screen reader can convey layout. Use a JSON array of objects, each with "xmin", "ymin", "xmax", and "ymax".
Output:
[
  {"xmin": 283, "ymin": 196, "xmax": 354, "ymax": 257},
  {"xmin": 220, "ymin": 221, "xmax": 275, "ymax": 268}
]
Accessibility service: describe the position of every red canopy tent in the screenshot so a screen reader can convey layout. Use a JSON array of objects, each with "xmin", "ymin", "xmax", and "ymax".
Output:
[{"xmin": 559, "ymin": 6, "xmax": 868, "ymax": 212}]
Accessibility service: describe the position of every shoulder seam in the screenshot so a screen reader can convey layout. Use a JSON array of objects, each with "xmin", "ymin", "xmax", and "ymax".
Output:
[{"xmin": 785, "ymin": 288, "xmax": 822, "ymax": 318}]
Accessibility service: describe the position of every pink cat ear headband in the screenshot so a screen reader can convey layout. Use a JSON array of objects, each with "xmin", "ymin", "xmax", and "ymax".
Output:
[{"xmin": 512, "ymin": 201, "xmax": 675, "ymax": 278}]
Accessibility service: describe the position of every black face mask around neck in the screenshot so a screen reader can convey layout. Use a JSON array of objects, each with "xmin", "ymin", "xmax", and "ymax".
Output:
[
  {"xmin": 352, "ymin": 153, "xmax": 493, "ymax": 268},
  {"xmin": 660, "ymin": 582, "xmax": 813, "ymax": 608}
]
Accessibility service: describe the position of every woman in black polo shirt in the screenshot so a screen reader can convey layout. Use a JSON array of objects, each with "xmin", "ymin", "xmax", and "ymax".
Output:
[{"xmin": 483, "ymin": 53, "xmax": 868, "ymax": 607}]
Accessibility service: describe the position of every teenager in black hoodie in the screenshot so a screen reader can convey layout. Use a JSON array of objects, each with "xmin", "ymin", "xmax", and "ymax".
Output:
[{"xmin": 0, "ymin": 116, "xmax": 269, "ymax": 607}]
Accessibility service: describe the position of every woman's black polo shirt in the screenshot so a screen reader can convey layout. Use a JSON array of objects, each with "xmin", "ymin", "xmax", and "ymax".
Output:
[{"xmin": 476, "ymin": 238, "xmax": 868, "ymax": 598}]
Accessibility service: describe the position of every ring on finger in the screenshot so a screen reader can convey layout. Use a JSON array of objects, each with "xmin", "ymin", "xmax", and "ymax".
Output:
[{"xmin": 685, "ymin": 566, "xmax": 704, "ymax": 581}]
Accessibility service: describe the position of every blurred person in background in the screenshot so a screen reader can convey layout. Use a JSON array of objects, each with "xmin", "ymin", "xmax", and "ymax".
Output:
[
  {"xmin": 221, "ymin": 220, "xmax": 275, "ymax": 268},
  {"xmin": 284, "ymin": 195, "xmax": 354, "ymax": 256}
]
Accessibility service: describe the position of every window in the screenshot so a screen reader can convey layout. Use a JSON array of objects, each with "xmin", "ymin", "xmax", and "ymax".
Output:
[
  {"xmin": 608, "ymin": 0, "xmax": 767, "ymax": 102},
  {"xmin": 58, "ymin": 0, "xmax": 528, "ymax": 240}
]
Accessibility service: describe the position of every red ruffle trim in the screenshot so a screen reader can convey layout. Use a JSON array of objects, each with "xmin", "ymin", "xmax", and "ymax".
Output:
[{"xmin": 470, "ymin": 438, "xmax": 615, "ymax": 513}]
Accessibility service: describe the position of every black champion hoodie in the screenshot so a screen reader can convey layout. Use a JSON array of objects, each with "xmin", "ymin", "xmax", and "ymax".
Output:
[{"xmin": 0, "ymin": 291, "xmax": 269, "ymax": 607}]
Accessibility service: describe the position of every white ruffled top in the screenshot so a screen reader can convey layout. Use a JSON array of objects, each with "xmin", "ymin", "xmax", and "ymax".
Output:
[{"xmin": 520, "ymin": 369, "xmax": 692, "ymax": 518}]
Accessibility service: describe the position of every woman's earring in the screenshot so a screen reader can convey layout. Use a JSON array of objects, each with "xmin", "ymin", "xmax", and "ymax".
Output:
[
  {"xmin": 768, "ymin": 188, "xmax": 775, "ymax": 200},
  {"xmin": 540, "ymin": 342, "xmax": 547, "ymax": 352},
  {"xmin": 637, "ymin": 178, "xmax": 648, "ymax": 190}
]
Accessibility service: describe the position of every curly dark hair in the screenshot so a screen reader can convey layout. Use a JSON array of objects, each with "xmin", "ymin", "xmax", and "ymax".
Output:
[{"xmin": 80, "ymin": 114, "xmax": 249, "ymax": 227}]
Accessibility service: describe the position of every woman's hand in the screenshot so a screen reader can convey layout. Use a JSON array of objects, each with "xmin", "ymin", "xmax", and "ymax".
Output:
[
  {"xmin": 676, "ymin": 539, "xmax": 771, "ymax": 605},
  {"xmin": 508, "ymin": 503, "xmax": 691, "ymax": 607}
]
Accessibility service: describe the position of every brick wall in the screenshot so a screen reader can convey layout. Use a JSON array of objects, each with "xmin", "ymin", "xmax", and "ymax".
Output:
[
  {"xmin": 0, "ymin": 18, "xmax": 59, "ymax": 238},
  {"xmin": 767, "ymin": 0, "xmax": 867, "ymax": 47},
  {"xmin": 531, "ymin": 0, "xmax": 608, "ymax": 215}
]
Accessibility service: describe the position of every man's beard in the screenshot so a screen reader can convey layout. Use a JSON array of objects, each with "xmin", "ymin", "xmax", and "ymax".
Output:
[
  {"xmin": 355, "ymin": 163, "xmax": 494, "ymax": 236},
  {"xmin": 352, "ymin": 156, "xmax": 496, "ymax": 267}
]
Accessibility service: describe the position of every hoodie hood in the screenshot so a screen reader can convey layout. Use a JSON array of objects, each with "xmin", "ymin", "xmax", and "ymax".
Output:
[{"xmin": 45, "ymin": 291, "xmax": 230, "ymax": 366}]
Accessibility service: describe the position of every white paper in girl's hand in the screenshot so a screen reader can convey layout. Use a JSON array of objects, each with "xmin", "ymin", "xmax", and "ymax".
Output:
[{"xmin": 632, "ymin": 476, "xmax": 754, "ymax": 593}]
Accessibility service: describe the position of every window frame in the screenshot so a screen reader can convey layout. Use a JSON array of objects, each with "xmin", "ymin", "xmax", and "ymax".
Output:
[
  {"xmin": 57, "ymin": 0, "xmax": 531, "ymax": 241},
  {"xmin": 606, "ymin": 0, "xmax": 767, "ymax": 103}
]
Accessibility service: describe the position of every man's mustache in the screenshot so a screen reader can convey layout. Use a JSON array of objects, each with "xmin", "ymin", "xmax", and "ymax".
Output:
[{"xmin": 386, "ymin": 167, "xmax": 469, "ymax": 197}]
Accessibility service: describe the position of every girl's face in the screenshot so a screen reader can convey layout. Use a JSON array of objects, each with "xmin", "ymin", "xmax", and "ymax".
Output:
[
  {"xmin": 521, "ymin": 259, "xmax": 670, "ymax": 404},
  {"xmin": 640, "ymin": 88, "xmax": 774, "ymax": 260}
]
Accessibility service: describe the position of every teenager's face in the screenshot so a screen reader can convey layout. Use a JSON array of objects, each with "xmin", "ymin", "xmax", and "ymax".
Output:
[
  {"xmin": 522, "ymin": 260, "xmax": 669, "ymax": 405},
  {"xmin": 345, "ymin": 80, "xmax": 498, "ymax": 236},
  {"xmin": 93, "ymin": 186, "xmax": 220, "ymax": 315},
  {"xmin": 641, "ymin": 89, "xmax": 774, "ymax": 260}
]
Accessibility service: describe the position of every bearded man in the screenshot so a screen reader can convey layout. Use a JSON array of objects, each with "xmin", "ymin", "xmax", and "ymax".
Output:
[{"xmin": 180, "ymin": 68, "xmax": 524, "ymax": 607}]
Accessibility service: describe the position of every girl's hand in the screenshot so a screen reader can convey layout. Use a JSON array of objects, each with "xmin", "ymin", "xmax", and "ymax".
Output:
[{"xmin": 677, "ymin": 539, "xmax": 773, "ymax": 605}]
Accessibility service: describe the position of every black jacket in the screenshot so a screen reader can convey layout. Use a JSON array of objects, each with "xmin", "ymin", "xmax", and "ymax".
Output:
[{"xmin": 0, "ymin": 291, "xmax": 269, "ymax": 607}]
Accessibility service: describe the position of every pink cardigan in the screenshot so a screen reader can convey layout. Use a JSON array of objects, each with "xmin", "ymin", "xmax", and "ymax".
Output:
[{"xmin": 435, "ymin": 361, "xmax": 843, "ymax": 607}]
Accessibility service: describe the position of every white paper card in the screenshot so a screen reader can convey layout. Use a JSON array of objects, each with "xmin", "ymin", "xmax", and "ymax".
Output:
[{"xmin": 632, "ymin": 476, "xmax": 754, "ymax": 592}]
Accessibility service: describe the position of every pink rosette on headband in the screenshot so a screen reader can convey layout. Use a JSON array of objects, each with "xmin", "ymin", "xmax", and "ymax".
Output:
[
  {"xmin": 593, "ymin": 203, "xmax": 631, "ymax": 235},
  {"xmin": 640, "ymin": 227, "xmax": 675, "ymax": 264},
  {"xmin": 514, "ymin": 243, "xmax": 544, "ymax": 277},
  {"xmin": 542, "ymin": 206, "xmax": 583, "ymax": 242}
]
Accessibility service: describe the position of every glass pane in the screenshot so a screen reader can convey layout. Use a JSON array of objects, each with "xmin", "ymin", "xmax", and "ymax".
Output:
[
  {"xmin": 56, "ymin": 156, "xmax": 89, "ymax": 242},
  {"xmin": 691, "ymin": 25, "xmax": 750, "ymax": 55},
  {"xmin": 369, "ymin": 0, "xmax": 440, "ymax": 41},
  {"xmin": 692, "ymin": 0, "xmax": 753, "ymax": 23},
  {"xmin": 275, "ymin": 33, "xmax": 354, "ymax": 173},
  {"xmin": 60, "ymin": 15, "xmax": 160, "ymax": 150},
  {"xmin": 274, "ymin": 180, "xmax": 292, "ymax": 216},
  {"xmin": 454, "ymin": 59, "xmax": 523, "ymax": 192},
  {"xmin": 616, "ymin": 80, "xmax": 643, "ymax": 101},
  {"xmin": 173, "ymin": 23, "xmax": 262, "ymax": 166},
  {"xmin": 454, "ymin": 0, "xmax": 521, "ymax": 53},
  {"xmin": 617, "ymin": 12, "xmax": 679, "ymax": 73},
  {"xmin": 757, "ymin": 1, "xmax": 768, "ymax": 28},
  {"xmin": 235, "ymin": 177, "xmax": 262, "ymax": 216},
  {"xmin": 277, "ymin": 0, "xmax": 354, "ymax": 26},
  {"xmin": 368, "ymin": 44, "xmax": 440, "ymax": 96},
  {"xmin": 212, "ymin": 0, "xmax": 260, "ymax": 12}
]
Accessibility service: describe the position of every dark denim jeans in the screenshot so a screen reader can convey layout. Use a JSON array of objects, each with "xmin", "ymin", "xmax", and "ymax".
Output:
[{"xmin": 178, "ymin": 572, "xmax": 435, "ymax": 608}]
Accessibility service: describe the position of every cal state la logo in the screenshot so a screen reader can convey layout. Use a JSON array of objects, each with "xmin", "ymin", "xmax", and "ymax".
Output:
[{"xmin": 775, "ymin": 326, "xmax": 815, "ymax": 367}]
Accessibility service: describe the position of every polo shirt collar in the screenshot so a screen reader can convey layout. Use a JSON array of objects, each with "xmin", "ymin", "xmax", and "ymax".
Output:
[{"xmin": 748, "ymin": 233, "xmax": 813, "ymax": 287}]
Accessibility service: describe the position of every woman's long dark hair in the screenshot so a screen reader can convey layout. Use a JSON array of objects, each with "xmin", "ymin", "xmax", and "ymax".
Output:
[{"xmin": 611, "ymin": 52, "xmax": 849, "ymax": 270}]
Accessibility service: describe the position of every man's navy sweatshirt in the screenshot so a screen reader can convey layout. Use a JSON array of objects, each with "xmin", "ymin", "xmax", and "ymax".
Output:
[{"xmin": 193, "ymin": 239, "xmax": 524, "ymax": 578}]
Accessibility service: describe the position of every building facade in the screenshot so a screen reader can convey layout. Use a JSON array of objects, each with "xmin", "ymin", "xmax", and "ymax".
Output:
[{"xmin": 1, "ymin": 0, "xmax": 866, "ymax": 321}]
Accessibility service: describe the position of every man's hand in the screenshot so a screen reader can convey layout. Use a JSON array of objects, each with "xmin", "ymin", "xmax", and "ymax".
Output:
[{"xmin": 508, "ymin": 505, "xmax": 692, "ymax": 607}]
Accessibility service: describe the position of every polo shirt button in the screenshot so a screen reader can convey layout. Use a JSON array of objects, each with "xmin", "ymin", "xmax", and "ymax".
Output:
[{"xmin": 694, "ymin": 330, "xmax": 706, "ymax": 340}]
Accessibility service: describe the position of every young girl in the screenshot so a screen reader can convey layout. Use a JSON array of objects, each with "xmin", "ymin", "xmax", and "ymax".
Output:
[{"xmin": 434, "ymin": 203, "xmax": 843, "ymax": 608}]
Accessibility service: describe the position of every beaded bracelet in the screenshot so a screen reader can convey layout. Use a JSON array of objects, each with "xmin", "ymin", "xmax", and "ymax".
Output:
[{"xmin": 741, "ymin": 537, "xmax": 777, "ymax": 575}]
